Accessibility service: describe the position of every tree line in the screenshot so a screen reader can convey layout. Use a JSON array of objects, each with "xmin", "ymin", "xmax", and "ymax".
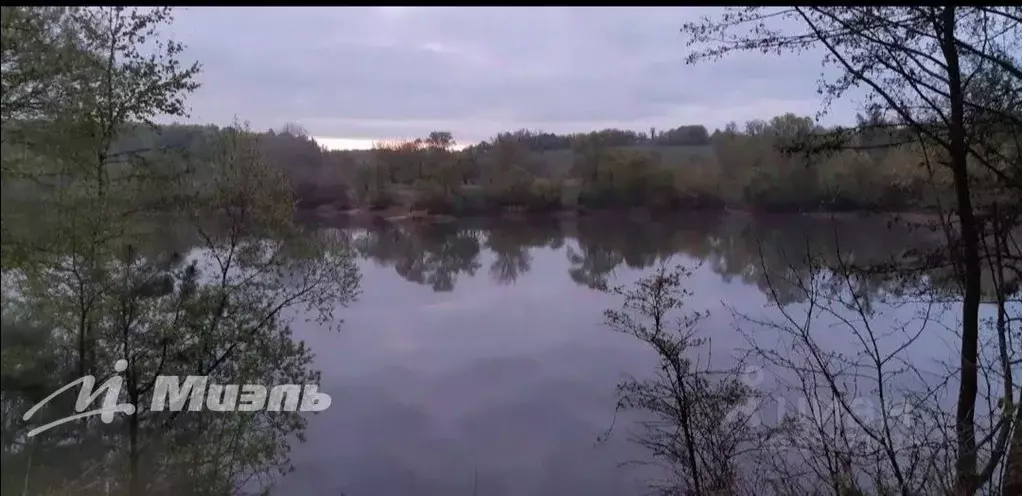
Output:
[{"xmin": 88, "ymin": 111, "xmax": 969, "ymax": 218}]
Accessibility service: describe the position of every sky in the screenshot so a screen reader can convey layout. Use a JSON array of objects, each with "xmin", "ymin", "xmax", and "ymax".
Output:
[{"xmin": 168, "ymin": 7, "xmax": 861, "ymax": 150}]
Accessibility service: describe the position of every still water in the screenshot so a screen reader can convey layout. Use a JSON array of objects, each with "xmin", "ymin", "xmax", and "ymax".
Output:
[{"xmin": 276, "ymin": 212, "xmax": 953, "ymax": 495}]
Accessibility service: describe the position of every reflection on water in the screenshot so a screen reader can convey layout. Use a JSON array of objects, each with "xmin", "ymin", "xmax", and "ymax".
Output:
[
  {"xmin": 280, "ymin": 213, "xmax": 961, "ymax": 495},
  {"xmin": 351, "ymin": 213, "xmax": 948, "ymax": 299},
  {"xmin": 3, "ymin": 213, "xmax": 977, "ymax": 494}
]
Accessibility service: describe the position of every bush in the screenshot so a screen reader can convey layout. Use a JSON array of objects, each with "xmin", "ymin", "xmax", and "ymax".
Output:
[
  {"xmin": 293, "ymin": 183, "xmax": 353, "ymax": 210},
  {"xmin": 408, "ymin": 181, "xmax": 447, "ymax": 212},
  {"xmin": 560, "ymin": 180, "xmax": 581, "ymax": 210},
  {"xmin": 364, "ymin": 187, "xmax": 395, "ymax": 211},
  {"xmin": 525, "ymin": 179, "xmax": 562, "ymax": 212}
]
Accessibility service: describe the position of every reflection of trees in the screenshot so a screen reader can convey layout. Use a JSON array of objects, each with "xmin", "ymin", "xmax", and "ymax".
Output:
[
  {"xmin": 565, "ymin": 214, "xmax": 949, "ymax": 306},
  {"xmin": 565, "ymin": 214, "xmax": 727, "ymax": 290},
  {"xmin": 565, "ymin": 220, "xmax": 655, "ymax": 290},
  {"xmin": 355, "ymin": 223, "xmax": 482, "ymax": 291},
  {"xmin": 696, "ymin": 215, "xmax": 937, "ymax": 305},
  {"xmin": 488, "ymin": 238, "xmax": 531, "ymax": 285},
  {"xmin": 351, "ymin": 214, "xmax": 965, "ymax": 305},
  {"xmin": 484, "ymin": 220, "xmax": 564, "ymax": 285},
  {"xmin": 566, "ymin": 243, "xmax": 622, "ymax": 291}
]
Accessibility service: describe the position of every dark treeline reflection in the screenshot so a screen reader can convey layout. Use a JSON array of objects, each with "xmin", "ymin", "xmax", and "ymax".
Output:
[{"xmin": 348, "ymin": 213, "xmax": 953, "ymax": 304}]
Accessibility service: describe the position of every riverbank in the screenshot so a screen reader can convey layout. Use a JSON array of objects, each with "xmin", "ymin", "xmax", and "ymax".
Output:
[{"xmin": 296, "ymin": 203, "xmax": 947, "ymax": 230}]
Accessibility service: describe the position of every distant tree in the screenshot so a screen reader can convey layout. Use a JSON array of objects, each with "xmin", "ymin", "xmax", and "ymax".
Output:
[
  {"xmin": 654, "ymin": 125, "xmax": 711, "ymax": 146},
  {"xmin": 425, "ymin": 130, "xmax": 455, "ymax": 151},
  {"xmin": 277, "ymin": 122, "xmax": 309, "ymax": 139}
]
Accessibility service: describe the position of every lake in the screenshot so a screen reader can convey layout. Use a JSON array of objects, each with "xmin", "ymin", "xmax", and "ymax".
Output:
[{"xmin": 275, "ymin": 212, "xmax": 969, "ymax": 495}]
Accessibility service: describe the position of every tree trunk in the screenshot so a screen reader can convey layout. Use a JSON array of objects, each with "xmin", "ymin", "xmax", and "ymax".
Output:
[
  {"xmin": 1003, "ymin": 417, "xmax": 1022, "ymax": 495},
  {"xmin": 940, "ymin": 7, "xmax": 983, "ymax": 495},
  {"xmin": 128, "ymin": 375, "xmax": 140, "ymax": 496}
]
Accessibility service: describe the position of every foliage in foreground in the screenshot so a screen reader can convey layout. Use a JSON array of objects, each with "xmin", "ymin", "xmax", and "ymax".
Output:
[{"xmin": 1, "ymin": 6, "xmax": 360, "ymax": 495}]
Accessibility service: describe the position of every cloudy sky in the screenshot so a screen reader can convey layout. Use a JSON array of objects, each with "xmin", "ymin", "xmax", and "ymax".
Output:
[{"xmin": 169, "ymin": 7, "xmax": 860, "ymax": 149}]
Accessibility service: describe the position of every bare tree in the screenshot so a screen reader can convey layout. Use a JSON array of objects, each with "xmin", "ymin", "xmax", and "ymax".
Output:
[
  {"xmin": 601, "ymin": 261, "xmax": 775, "ymax": 495},
  {"xmin": 680, "ymin": 8, "xmax": 1021, "ymax": 494}
]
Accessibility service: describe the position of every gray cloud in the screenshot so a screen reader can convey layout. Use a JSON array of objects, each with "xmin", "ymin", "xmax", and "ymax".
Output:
[{"xmin": 169, "ymin": 7, "xmax": 858, "ymax": 143}]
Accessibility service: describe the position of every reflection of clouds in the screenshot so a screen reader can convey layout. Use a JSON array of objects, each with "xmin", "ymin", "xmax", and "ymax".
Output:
[
  {"xmin": 330, "ymin": 251, "xmax": 615, "ymax": 372},
  {"xmin": 417, "ymin": 283, "xmax": 562, "ymax": 314},
  {"xmin": 380, "ymin": 333, "xmax": 419, "ymax": 353},
  {"xmin": 282, "ymin": 347, "xmax": 655, "ymax": 496},
  {"xmin": 418, "ymin": 296, "xmax": 488, "ymax": 313}
]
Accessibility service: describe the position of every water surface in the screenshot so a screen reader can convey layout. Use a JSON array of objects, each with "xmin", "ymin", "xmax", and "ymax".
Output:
[{"xmin": 279, "ymin": 213, "xmax": 957, "ymax": 495}]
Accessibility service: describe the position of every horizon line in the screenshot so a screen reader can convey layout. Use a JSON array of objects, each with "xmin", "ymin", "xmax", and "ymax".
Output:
[{"xmin": 312, "ymin": 136, "xmax": 473, "ymax": 151}]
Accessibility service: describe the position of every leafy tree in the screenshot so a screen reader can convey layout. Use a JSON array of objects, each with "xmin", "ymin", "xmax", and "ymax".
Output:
[{"xmin": 1, "ymin": 7, "xmax": 360, "ymax": 495}]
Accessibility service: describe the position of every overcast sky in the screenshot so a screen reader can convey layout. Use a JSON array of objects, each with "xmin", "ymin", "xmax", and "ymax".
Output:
[{"xmin": 169, "ymin": 7, "xmax": 861, "ymax": 148}]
